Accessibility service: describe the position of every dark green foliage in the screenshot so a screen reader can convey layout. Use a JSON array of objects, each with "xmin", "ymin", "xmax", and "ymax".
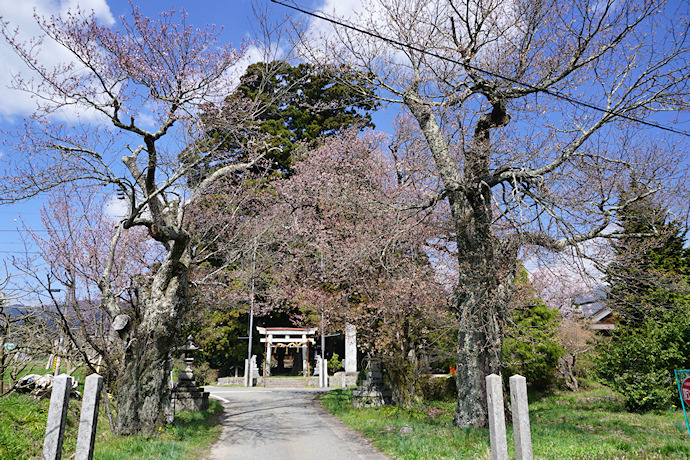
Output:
[
  {"xmin": 596, "ymin": 305, "xmax": 690, "ymax": 412},
  {"xmin": 185, "ymin": 61, "xmax": 378, "ymax": 184},
  {"xmin": 503, "ymin": 302, "xmax": 564, "ymax": 391},
  {"xmin": 235, "ymin": 61, "xmax": 378, "ymax": 173},
  {"xmin": 503, "ymin": 268, "xmax": 564, "ymax": 390},
  {"xmin": 190, "ymin": 309, "xmax": 249, "ymax": 376},
  {"xmin": 607, "ymin": 181, "xmax": 690, "ymax": 323},
  {"xmin": 597, "ymin": 184, "xmax": 690, "ymax": 411}
]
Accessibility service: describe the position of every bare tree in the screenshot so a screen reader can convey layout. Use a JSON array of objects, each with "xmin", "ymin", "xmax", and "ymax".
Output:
[
  {"xmin": 557, "ymin": 316, "xmax": 594, "ymax": 392},
  {"xmin": 0, "ymin": 266, "xmax": 38, "ymax": 395},
  {"xmin": 299, "ymin": 0, "xmax": 690, "ymax": 427},
  {"xmin": 0, "ymin": 7, "xmax": 267, "ymax": 434}
]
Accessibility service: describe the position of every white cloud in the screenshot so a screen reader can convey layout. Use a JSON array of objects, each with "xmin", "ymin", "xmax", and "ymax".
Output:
[
  {"xmin": 103, "ymin": 194, "xmax": 128, "ymax": 220},
  {"xmin": 309, "ymin": 0, "xmax": 363, "ymax": 35},
  {"xmin": 0, "ymin": 0, "xmax": 114, "ymax": 120}
]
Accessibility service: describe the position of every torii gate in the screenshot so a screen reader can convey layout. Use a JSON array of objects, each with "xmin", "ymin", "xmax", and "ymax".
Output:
[{"xmin": 256, "ymin": 327, "xmax": 317, "ymax": 377}]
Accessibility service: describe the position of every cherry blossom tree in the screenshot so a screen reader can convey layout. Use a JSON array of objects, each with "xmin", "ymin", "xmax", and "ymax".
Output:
[
  {"xmin": 25, "ymin": 187, "xmax": 156, "ymax": 386},
  {"xmin": 0, "ymin": 6, "xmax": 266, "ymax": 433},
  {"xmin": 273, "ymin": 129, "xmax": 453, "ymax": 404},
  {"xmin": 301, "ymin": 0, "xmax": 690, "ymax": 427}
]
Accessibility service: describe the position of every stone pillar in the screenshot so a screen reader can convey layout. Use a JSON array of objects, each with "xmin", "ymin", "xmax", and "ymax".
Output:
[
  {"xmin": 302, "ymin": 339, "xmax": 308, "ymax": 377},
  {"xmin": 322, "ymin": 357, "xmax": 329, "ymax": 388},
  {"xmin": 345, "ymin": 324, "xmax": 357, "ymax": 374},
  {"xmin": 75, "ymin": 374, "xmax": 103, "ymax": 460},
  {"xmin": 316, "ymin": 355, "xmax": 329, "ymax": 388},
  {"xmin": 42, "ymin": 374, "xmax": 73, "ymax": 460},
  {"xmin": 486, "ymin": 374, "xmax": 508, "ymax": 460},
  {"xmin": 265, "ymin": 344, "xmax": 272, "ymax": 377},
  {"xmin": 244, "ymin": 358, "xmax": 253, "ymax": 387},
  {"xmin": 509, "ymin": 375, "xmax": 533, "ymax": 460}
]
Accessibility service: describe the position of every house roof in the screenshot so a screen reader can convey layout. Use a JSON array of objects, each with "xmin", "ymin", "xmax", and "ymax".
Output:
[{"xmin": 572, "ymin": 294, "xmax": 615, "ymax": 330}]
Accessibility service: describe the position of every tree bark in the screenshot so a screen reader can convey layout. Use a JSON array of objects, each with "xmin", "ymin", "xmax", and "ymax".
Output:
[
  {"xmin": 405, "ymin": 87, "xmax": 514, "ymax": 428},
  {"xmin": 116, "ymin": 246, "xmax": 189, "ymax": 435}
]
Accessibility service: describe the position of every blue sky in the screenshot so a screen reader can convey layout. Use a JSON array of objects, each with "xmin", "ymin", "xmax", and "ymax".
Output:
[
  {"xmin": 0, "ymin": 0, "xmax": 333, "ymax": 273},
  {"xmin": 0, "ymin": 0, "xmax": 687, "ymax": 300},
  {"xmin": 0, "ymin": 0, "xmax": 397, "ymax": 298}
]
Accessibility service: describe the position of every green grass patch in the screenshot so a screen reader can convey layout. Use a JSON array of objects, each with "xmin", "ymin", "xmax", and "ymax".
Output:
[
  {"xmin": 0, "ymin": 392, "xmax": 78, "ymax": 460},
  {"xmin": 92, "ymin": 399, "xmax": 225, "ymax": 460},
  {"xmin": 0, "ymin": 391, "xmax": 224, "ymax": 460},
  {"xmin": 320, "ymin": 383, "xmax": 690, "ymax": 459}
]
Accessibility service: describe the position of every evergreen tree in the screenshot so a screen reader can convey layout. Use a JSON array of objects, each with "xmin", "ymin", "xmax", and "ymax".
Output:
[
  {"xmin": 235, "ymin": 61, "xmax": 378, "ymax": 173},
  {"xmin": 597, "ymin": 183, "xmax": 690, "ymax": 411},
  {"xmin": 606, "ymin": 181, "xmax": 690, "ymax": 323},
  {"xmin": 503, "ymin": 268, "xmax": 564, "ymax": 391},
  {"xmin": 184, "ymin": 61, "xmax": 378, "ymax": 185}
]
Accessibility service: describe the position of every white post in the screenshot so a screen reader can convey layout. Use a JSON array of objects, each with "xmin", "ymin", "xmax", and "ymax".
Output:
[
  {"xmin": 42, "ymin": 374, "xmax": 73, "ymax": 460},
  {"xmin": 345, "ymin": 324, "xmax": 357, "ymax": 374},
  {"xmin": 244, "ymin": 358, "xmax": 253, "ymax": 387},
  {"xmin": 322, "ymin": 358, "xmax": 329, "ymax": 388},
  {"xmin": 509, "ymin": 374, "xmax": 533, "ymax": 460},
  {"xmin": 302, "ymin": 338, "xmax": 308, "ymax": 377},
  {"xmin": 75, "ymin": 374, "xmax": 103, "ymax": 460},
  {"xmin": 266, "ymin": 343, "xmax": 272, "ymax": 378},
  {"xmin": 486, "ymin": 373, "xmax": 508, "ymax": 460}
]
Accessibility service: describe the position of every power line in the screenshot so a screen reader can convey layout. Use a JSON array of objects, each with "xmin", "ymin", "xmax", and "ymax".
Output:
[
  {"xmin": 271, "ymin": 0, "xmax": 690, "ymax": 138},
  {"xmin": 0, "ymin": 229, "xmax": 48, "ymax": 232}
]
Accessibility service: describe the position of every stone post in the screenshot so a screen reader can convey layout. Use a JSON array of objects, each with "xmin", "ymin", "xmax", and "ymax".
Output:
[
  {"xmin": 75, "ymin": 374, "xmax": 103, "ymax": 460},
  {"xmin": 316, "ymin": 355, "xmax": 323, "ymax": 387},
  {"xmin": 244, "ymin": 358, "xmax": 253, "ymax": 387},
  {"xmin": 265, "ymin": 344, "xmax": 272, "ymax": 377},
  {"xmin": 316, "ymin": 355, "xmax": 329, "ymax": 388},
  {"xmin": 509, "ymin": 374, "xmax": 533, "ymax": 460},
  {"xmin": 302, "ymin": 339, "xmax": 308, "ymax": 377},
  {"xmin": 486, "ymin": 374, "xmax": 508, "ymax": 460},
  {"xmin": 42, "ymin": 374, "xmax": 73, "ymax": 460},
  {"xmin": 345, "ymin": 324, "xmax": 357, "ymax": 374}
]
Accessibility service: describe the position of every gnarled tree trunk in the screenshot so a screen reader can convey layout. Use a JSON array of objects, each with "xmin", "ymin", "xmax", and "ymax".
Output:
[{"xmin": 114, "ymin": 243, "xmax": 190, "ymax": 435}]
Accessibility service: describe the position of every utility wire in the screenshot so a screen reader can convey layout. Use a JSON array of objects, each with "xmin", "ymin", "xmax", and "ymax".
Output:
[{"xmin": 271, "ymin": 0, "xmax": 690, "ymax": 138}]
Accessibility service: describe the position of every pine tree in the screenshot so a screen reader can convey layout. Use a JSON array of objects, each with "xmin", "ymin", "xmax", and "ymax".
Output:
[
  {"xmin": 607, "ymin": 181, "xmax": 690, "ymax": 324},
  {"xmin": 597, "ymin": 183, "xmax": 690, "ymax": 411},
  {"xmin": 184, "ymin": 61, "xmax": 378, "ymax": 185}
]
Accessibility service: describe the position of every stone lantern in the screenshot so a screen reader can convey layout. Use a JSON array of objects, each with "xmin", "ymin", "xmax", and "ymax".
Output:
[{"xmin": 172, "ymin": 336, "xmax": 209, "ymax": 411}]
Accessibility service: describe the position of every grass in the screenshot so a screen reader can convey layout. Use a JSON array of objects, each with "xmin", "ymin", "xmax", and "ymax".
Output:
[
  {"xmin": 93, "ymin": 401, "xmax": 224, "ymax": 460},
  {"xmin": 0, "ymin": 389, "xmax": 224, "ymax": 460},
  {"xmin": 320, "ymin": 382, "xmax": 690, "ymax": 459},
  {"xmin": 0, "ymin": 393, "xmax": 73, "ymax": 460}
]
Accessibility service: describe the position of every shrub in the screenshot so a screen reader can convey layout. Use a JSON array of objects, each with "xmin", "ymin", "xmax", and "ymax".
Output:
[
  {"xmin": 418, "ymin": 375, "xmax": 456, "ymax": 401},
  {"xmin": 596, "ymin": 306, "xmax": 690, "ymax": 412},
  {"xmin": 328, "ymin": 353, "xmax": 343, "ymax": 374},
  {"xmin": 503, "ymin": 302, "xmax": 564, "ymax": 391}
]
